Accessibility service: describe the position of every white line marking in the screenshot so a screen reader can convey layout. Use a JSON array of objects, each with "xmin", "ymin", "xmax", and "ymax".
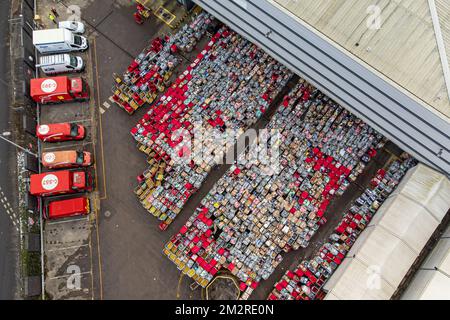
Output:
[
  {"xmin": 48, "ymin": 271, "xmax": 92, "ymax": 280},
  {"xmin": 67, "ymin": 119, "xmax": 93, "ymax": 124},
  {"xmin": 46, "ymin": 217, "xmax": 90, "ymax": 225},
  {"xmin": 47, "ymin": 244, "xmax": 89, "ymax": 252},
  {"xmin": 43, "ymin": 142, "xmax": 93, "ymax": 151}
]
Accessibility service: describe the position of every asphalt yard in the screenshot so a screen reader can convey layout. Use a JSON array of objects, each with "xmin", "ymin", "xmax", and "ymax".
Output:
[
  {"xmin": 37, "ymin": 0, "xmax": 405, "ymax": 300},
  {"xmin": 39, "ymin": 39, "xmax": 101, "ymax": 300},
  {"xmin": 38, "ymin": 0, "xmax": 100, "ymax": 300},
  {"xmin": 38, "ymin": 0, "xmax": 200, "ymax": 300}
]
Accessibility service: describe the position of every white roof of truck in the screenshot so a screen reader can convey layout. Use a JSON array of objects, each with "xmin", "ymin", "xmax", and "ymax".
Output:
[
  {"xmin": 33, "ymin": 28, "xmax": 72, "ymax": 44},
  {"xmin": 39, "ymin": 54, "xmax": 70, "ymax": 66}
]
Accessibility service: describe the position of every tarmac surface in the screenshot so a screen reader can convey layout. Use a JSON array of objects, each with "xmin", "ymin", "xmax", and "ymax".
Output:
[
  {"xmin": 36, "ymin": 0, "xmax": 406, "ymax": 300},
  {"xmin": 0, "ymin": 0, "xmax": 19, "ymax": 300},
  {"xmin": 84, "ymin": 0, "xmax": 202, "ymax": 300}
]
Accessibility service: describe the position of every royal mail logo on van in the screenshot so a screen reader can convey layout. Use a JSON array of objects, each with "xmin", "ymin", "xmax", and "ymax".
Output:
[
  {"xmin": 41, "ymin": 79, "xmax": 58, "ymax": 93},
  {"xmin": 43, "ymin": 153, "xmax": 56, "ymax": 163},
  {"xmin": 41, "ymin": 174, "xmax": 59, "ymax": 191},
  {"xmin": 38, "ymin": 125, "xmax": 50, "ymax": 135}
]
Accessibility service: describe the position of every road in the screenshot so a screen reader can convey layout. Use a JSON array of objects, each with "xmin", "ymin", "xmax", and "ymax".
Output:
[{"xmin": 0, "ymin": 0, "xmax": 18, "ymax": 300}]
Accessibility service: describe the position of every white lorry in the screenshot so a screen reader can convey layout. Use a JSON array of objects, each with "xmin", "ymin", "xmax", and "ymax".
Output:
[
  {"xmin": 33, "ymin": 28, "xmax": 88, "ymax": 54},
  {"xmin": 36, "ymin": 54, "xmax": 84, "ymax": 74}
]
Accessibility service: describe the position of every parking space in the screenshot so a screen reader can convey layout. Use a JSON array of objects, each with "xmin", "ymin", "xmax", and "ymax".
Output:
[
  {"xmin": 44, "ymin": 215, "xmax": 94, "ymax": 300},
  {"xmin": 36, "ymin": 1, "xmax": 101, "ymax": 300},
  {"xmin": 36, "ymin": 0, "xmax": 405, "ymax": 301},
  {"xmin": 33, "ymin": 0, "xmax": 192, "ymax": 300}
]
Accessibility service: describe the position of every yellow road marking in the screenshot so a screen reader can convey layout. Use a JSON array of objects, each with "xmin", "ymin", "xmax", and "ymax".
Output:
[
  {"xmin": 154, "ymin": 6, "xmax": 176, "ymax": 26},
  {"xmin": 93, "ymin": 37, "xmax": 108, "ymax": 200},
  {"xmin": 176, "ymin": 273, "xmax": 184, "ymax": 299}
]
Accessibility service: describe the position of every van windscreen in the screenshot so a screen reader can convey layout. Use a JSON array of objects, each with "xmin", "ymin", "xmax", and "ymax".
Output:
[
  {"xmin": 70, "ymin": 56, "xmax": 78, "ymax": 67},
  {"xmin": 76, "ymin": 152, "xmax": 84, "ymax": 164},
  {"xmin": 74, "ymin": 35, "xmax": 82, "ymax": 46},
  {"xmin": 70, "ymin": 124, "xmax": 79, "ymax": 137}
]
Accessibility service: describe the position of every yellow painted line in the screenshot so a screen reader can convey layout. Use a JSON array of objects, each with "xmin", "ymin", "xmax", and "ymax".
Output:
[
  {"xmin": 176, "ymin": 273, "xmax": 184, "ymax": 299},
  {"xmin": 384, "ymin": 148, "xmax": 399, "ymax": 160},
  {"xmin": 154, "ymin": 6, "xmax": 177, "ymax": 26},
  {"xmin": 90, "ymin": 45, "xmax": 100, "ymax": 199},
  {"xmin": 93, "ymin": 37, "xmax": 108, "ymax": 200}
]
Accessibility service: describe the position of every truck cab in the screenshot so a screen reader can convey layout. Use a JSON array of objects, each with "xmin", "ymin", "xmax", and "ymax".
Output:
[
  {"xmin": 36, "ymin": 123, "xmax": 85, "ymax": 142},
  {"xmin": 72, "ymin": 34, "xmax": 88, "ymax": 51}
]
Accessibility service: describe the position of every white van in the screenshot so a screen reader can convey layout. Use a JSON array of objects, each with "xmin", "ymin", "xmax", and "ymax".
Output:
[
  {"xmin": 58, "ymin": 21, "xmax": 85, "ymax": 34},
  {"xmin": 36, "ymin": 54, "xmax": 84, "ymax": 74},
  {"xmin": 33, "ymin": 29, "xmax": 88, "ymax": 54}
]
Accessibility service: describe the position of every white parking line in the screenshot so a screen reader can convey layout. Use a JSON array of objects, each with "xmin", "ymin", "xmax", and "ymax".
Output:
[
  {"xmin": 0, "ymin": 188, "xmax": 20, "ymax": 229},
  {"xmin": 48, "ymin": 271, "xmax": 92, "ymax": 280},
  {"xmin": 67, "ymin": 119, "xmax": 93, "ymax": 124},
  {"xmin": 46, "ymin": 216, "xmax": 90, "ymax": 225},
  {"xmin": 43, "ymin": 142, "xmax": 93, "ymax": 151},
  {"xmin": 47, "ymin": 244, "xmax": 89, "ymax": 252}
]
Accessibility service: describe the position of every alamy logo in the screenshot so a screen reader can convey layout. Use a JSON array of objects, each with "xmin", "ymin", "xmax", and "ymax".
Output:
[
  {"xmin": 168, "ymin": 122, "xmax": 281, "ymax": 175},
  {"xmin": 367, "ymin": 5, "xmax": 382, "ymax": 30},
  {"xmin": 66, "ymin": 265, "xmax": 81, "ymax": 290},
  {"xmin": 366, "ymin": 265, "xmax": 382, "ymax": 290}
]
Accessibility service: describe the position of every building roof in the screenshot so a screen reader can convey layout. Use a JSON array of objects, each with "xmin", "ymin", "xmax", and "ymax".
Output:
[
  {"xmin": 401, "ymin": 225, "xmax": 450, "ymax": 300},
  {"xmin": 273, "ymin": 0, "xmax": 450, "ymax": 120},
  {"xmin": 323, "ymin": 164, "xmax": 450, "ymax": 300},
  {"xmin": 194, "ymin": 0, "xmax": 450, "ymax": 175}
]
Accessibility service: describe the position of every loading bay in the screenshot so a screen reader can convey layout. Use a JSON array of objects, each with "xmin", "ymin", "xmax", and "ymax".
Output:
[{"xmin": 39, "ymin": 0, "xmax": 403, "ymax": 300}]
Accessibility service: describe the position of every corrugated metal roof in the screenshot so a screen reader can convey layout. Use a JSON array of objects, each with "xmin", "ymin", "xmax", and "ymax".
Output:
[
  {"xmin": 194, "ymin": 0, "xmax": 450, "ymax": 174},
  {"xmin": 402, "ymin": 226, "xmax": 450, "ymax": 300},
  {"xmin": 274, "ymin": 0, "xmax": 450, "ymax": 119},
  {"xmin": 436, "ymin": 0, "xmax": 450, "ymax": 78},
  {"xmin": 323, "ymin": 164, "xmax": 450, "ymax": 300}
]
